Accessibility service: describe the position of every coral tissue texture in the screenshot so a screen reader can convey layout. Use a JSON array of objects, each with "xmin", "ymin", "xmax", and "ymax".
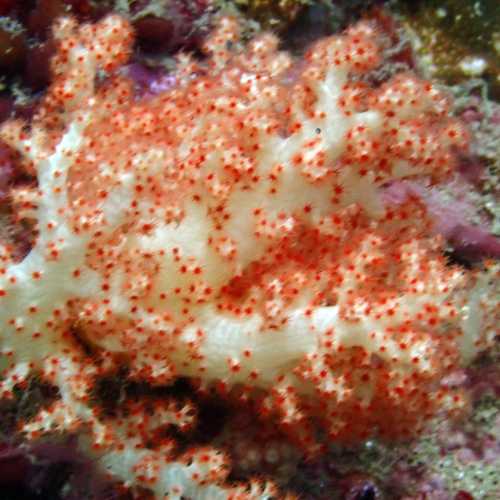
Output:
[{"xmin": 0, "ymin": 13, "xmax": 496, "ymax": 499}]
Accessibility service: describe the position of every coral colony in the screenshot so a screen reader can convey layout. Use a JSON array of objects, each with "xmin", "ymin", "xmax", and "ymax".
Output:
[{"xmin": 0, "ymin": 13, "xmax": 497, "ymax": 499}]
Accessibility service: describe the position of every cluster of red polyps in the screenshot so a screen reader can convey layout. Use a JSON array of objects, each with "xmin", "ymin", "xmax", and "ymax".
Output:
[{"xmin": 0, "ymin": 12, "xmax": 493, "ymax": 499}]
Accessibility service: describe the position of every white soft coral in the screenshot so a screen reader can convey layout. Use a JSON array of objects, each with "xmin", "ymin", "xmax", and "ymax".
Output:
[{"xmin": 0, "ymin": 13, "xmax": 494, "ymax": 499}]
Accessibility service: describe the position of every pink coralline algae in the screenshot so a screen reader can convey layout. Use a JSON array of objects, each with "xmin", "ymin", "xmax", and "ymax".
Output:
[
  {"xmin": 124, "ymin": 63, "xmax": 177, "ymax": 98},
  {"xmin": 383, "ymin": 178, "xmax": 500, "ymax": 262}
]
